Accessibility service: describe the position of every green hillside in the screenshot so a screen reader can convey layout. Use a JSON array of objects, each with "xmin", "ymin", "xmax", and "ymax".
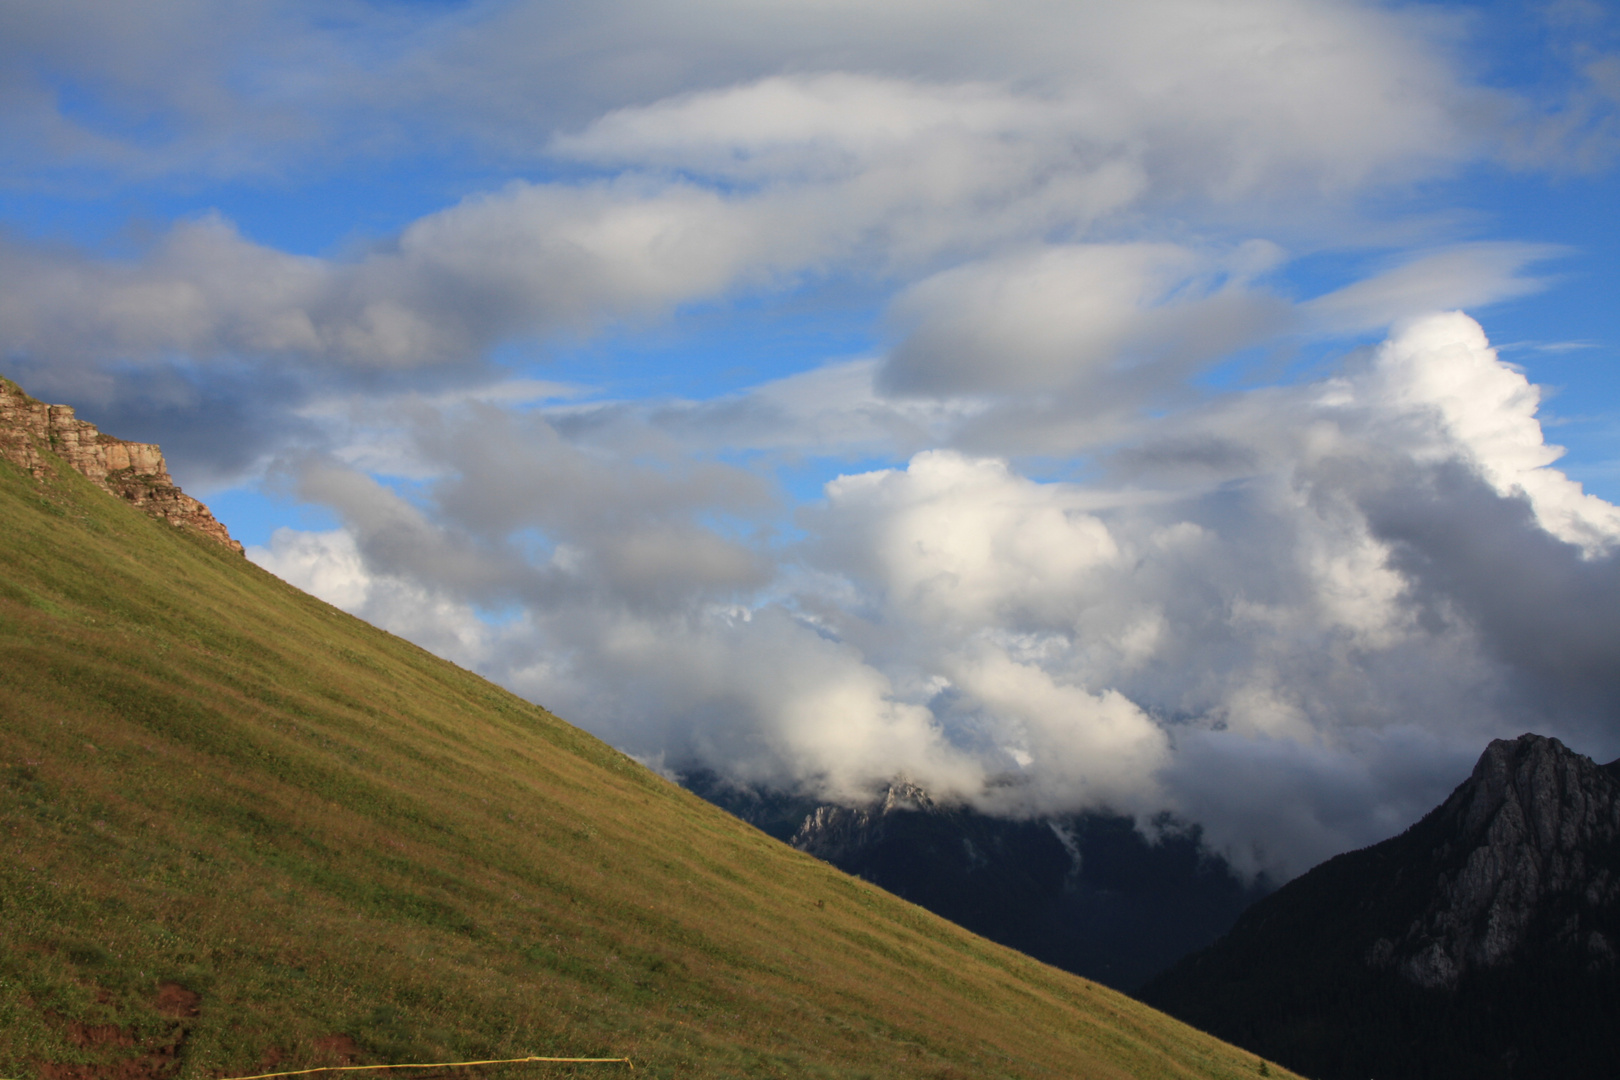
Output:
[{"xmin": 0, "ymin": 439, "xmax": 1293, "ymax": 1079}]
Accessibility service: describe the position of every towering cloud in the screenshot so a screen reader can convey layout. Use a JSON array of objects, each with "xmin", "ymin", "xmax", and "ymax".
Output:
[{"xmin": 249, "ymin": 314, "xmax": 1620, "ymax": 876}]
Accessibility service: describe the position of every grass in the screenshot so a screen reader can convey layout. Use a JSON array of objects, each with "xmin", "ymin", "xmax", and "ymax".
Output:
[{"xmin": 0, "ymin": 439, "xmax": 1297, "ymax": 1080}]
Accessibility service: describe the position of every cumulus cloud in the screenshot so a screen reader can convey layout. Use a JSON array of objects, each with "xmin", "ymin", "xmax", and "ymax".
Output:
[
  {"xmin": 1362, "ymin": 311, "xmax": 1620, "ymax": 553},
  {"xmin": 809, "ymin": 452, "xmax": 1127, "ymax": 631},
  {"xmin": 249, "ymin": 314, "xmax": 1620, "ymax": 877},
  {"xmin": 249, "ymin": 526, "xmax": 502, "ymax": 672}
]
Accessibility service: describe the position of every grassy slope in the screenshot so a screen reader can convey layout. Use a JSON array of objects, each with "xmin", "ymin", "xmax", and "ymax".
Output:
[{"xmin": 0, "ymin": 447, "xmax": 1293, "ymax": 1080}]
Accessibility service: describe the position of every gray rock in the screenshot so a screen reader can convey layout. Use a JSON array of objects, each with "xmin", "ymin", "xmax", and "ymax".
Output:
[{"xmin": 1391, "ymin": 734, "xmax": 1620, "ymax": 988}]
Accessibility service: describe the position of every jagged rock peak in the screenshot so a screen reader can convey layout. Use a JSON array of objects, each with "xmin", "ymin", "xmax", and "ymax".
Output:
[
  {"xmin": 876, "ymin": 778, "xmax": 939, "ymax": 814},
  {"xmin": 791, "ymin": 779, "xmax": 946, "ymax": 859},
  {"xmin": 1139, "ymin": 734, "xmax": 1620, "ymax": 1079},
  {"xmin": 1386, "ymin": 733, "xmax": 1620, "ymax": 989},
  {"xmin": 0, "ymin": 376, "xmax": 243, "ymax": 554},
  {"xmin": 1451, "ymin": 733, "xmax": 1619, "ymax": 848}
]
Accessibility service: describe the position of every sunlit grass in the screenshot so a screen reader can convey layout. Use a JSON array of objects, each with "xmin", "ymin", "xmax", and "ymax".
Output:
[{"xmin": 0, "ymin": 449, "xmax": 1294, "ymax": 1079}]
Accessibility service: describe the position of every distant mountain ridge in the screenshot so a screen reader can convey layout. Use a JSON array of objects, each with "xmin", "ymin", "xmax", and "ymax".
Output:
[
  {"xmin": 687, "ymin": 772, "xmax": 1270, "ymax": 990},
  {"xmin": 1142, "ymin": 733, "xmax": 1620, "ymax": 1080}
]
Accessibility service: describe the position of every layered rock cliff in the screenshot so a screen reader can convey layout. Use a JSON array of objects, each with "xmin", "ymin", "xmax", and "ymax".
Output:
[
  {"xmin": 1142, "ymin": 733, "xmax": 1620, "ymax": 1080},
  {"xmin": 0, "ymin": 376, "xmax": 242, "ymax": 554}
]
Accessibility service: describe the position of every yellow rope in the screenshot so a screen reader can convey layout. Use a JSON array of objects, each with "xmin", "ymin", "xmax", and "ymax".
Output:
[{"xmin": 214, "ymin": 1055, "xmax": 633, "ymax": 1080}]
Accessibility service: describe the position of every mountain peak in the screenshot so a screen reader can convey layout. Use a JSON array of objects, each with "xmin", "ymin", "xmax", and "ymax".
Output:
[
  {"xmin": 1394, "ymin": 732, "xmax": 1620, "ymax": 988},
  {"xmin": 1453, "ymin": 733, "xmax": 1614, "ymax": 846},
  {"xmin": 789, "ymin": 778, "xmax": 951, "ymax": 864},
  {"xmin": 1143, "ymin": 732, "xmax": 1620, "ymax": 1079},
  {"xmin": 0, "ymin": 375, "xmax": 241, "ymax": 553}
]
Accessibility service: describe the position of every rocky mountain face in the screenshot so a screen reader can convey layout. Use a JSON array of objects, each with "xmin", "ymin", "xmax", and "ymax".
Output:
[
  {"xmin": 1141, "ymin": 733, "xmax": 1620, "ymax": 1080},
  {"xmin": 1382, "ymin": 734, "xmax": 1620, "ymax": 989},
  {"xmin": 0, "ymin": 376, "xmax": 241, "ymax": 553},
  {"xmin": 686, "ymin": 772, "xmax": 1269, "ymax": 991}
]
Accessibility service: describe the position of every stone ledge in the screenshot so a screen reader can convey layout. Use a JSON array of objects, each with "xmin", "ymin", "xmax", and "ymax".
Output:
[{"xmin": 0, "ymin": 376, "xmax": 243, "ymax": 555}]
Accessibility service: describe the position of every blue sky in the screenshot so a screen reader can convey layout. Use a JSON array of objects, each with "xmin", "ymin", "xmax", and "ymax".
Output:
[{"xmin": 5, "ymin": 0, "xmax": 1620, "ymax": 875}]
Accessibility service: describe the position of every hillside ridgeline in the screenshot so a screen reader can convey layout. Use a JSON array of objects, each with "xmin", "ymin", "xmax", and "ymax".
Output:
[{"xmin": 0, "ymin": 385, "xmax": 1290, "ymax": 1079}]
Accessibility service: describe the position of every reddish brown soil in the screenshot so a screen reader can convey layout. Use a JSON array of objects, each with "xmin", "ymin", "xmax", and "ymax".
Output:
[
  {"xmin": 314, "ymin": 1033, "xmax": 361, "ymax": 1063},
  {"xmin": 37, "ymin": 1044, "xmax": 180, "ymax": 1080},
  {"xmin": 34, "ymin": 983, "xmax": 200, "ymax": 1080},
  {"xmin": 153, "ymin": 983, "xmax": 201, "ymax": 1019}
]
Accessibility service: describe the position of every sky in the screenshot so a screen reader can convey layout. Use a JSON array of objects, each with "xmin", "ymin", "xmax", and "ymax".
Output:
[{"xmin": 4, "ymin": 0, "xmax": 1620, "ymax": 877}]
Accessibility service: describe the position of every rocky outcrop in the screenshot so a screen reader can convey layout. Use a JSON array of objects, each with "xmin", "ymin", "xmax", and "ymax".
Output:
[
  {"xmin": 1141, "ymin": 733, "xmax": 1620, "ymax": 1080},
  {"xmin": 0, "ymin": 376, "xmax": 242, "ymax": 554},
  {"xmin": 790, "ymin": 780, "xmax": 939, "ymax": 863},
  {"xmin": 1381, "ymin": 734, "xmax": 1620, "ymax": 989}
]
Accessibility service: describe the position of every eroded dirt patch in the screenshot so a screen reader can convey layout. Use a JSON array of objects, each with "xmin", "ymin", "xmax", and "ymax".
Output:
[
  {"xmin": 153, "ymin": 982, "xmax": 201, "ymax": 1019},
  {"xmin": 314, "ymin": 1033, "xmax": 361, "ymax": 1063},
  {"xmin": 36, "ymin": 983, "xmax": 200, "ymax": 1080},
  {"xmin": 38, "ymin": 1044, "xmax": 180, "ymax": 1080}
]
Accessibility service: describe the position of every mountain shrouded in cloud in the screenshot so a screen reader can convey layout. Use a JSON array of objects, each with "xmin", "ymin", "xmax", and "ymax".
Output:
[
  {"xmin": 4, "ymin": 1, "xmax": 1619, "ymax": 878},
  {"xmin": 251, "ymin": 312, "xmax": 1620, "ymax": 877}
]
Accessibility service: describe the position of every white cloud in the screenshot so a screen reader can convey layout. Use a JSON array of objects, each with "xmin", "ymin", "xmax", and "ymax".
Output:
[
  {"xmin": 812, "ymin": 451, "xmax": 1125, "ymax": 629},
  {"xmin": 245, "ymin": 314, "xmax": 1620, "ymax": 876},
  {"xmin": 548, "ymin": 1, "xmax": 1477, "ymax": 204},
  {"xmin": 249, "ymin": 526, "xmax": 500, "ymax": 671},
  {"xmin": 1, "ymin": 0, "xmax": 1503, "ymax": 188},
  {"xmin": 0, "ymin": 0, "xmax": 1539, "ymax": 379},
  {"xmin": 949, "ymin": 647, "xmax": 1170, "ymax": 815},
  {"xmin": 1306, "ymin": 244, "xmax": 1566, "ymax": 333},
  {"xmin": 881, "ymin": 242, "xmax": 1289, "ymax": 396},
  {"xmin": 795, "ymin": 315, "xmax": 1617, "ymax": 868},
  {"xmin": 0, "ymin": 188, "xmax": 778, "ymax": 370},
  {"xmin": 249, "ymin": 527, "xmax": 371, "ymax": 612},
  {"xmin": 1364, "ymin": 312, "xmax": 1620, "ymax": 553}
]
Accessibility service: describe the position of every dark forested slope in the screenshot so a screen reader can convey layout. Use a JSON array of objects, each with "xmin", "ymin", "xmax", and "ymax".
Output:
[{"xmin": 689, "ymin": 774, "xmax": 1268, "ymax": 991}]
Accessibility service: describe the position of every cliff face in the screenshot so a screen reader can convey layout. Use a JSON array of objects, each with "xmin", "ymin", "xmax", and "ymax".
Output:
[
  {"xmin": 0, "ymin": 377, "xmax": 242, "ymax": 554},
  {"xmin": 1141, "ymin": 733, "xmax": 1620, "ymax": 1080},
  {"xmin": 1383, "ymin": 734, "xmax": 1620, "ymax": 990},
  {"xmin": 790, "ymin": 780, "xmax": 941, "ymax": 863}
]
